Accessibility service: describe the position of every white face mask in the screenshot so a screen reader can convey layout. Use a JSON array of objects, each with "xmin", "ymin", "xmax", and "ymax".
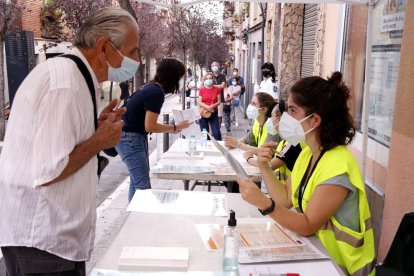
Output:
[
  {"xmin": 279, "ymin": 112, "xmax": 315, "ymax": 146},
  {"xmin": 107, "ymin": 43, "xmax": 140, "ymax": 83},
  {"xmin": 211, "ymin": 66, "xmax": 219, "ymax": 72},
  {"xmin": 246, "ymin": 104, "xmax": 259, "ymax": 120},
  {"xmin": 232, "ymin": 81, "xmax": 237, "ymax": 86},
  {"xmin": 265, "ymin": 118, "xmax": 277, "ymax": 135}
]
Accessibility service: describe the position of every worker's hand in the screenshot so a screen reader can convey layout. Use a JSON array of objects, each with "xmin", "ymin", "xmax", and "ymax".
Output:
[
  {"xmin": 223, "ymin": 135, "xmax": 238, "ymax": 148},
  {"xmin": 237, "ymin": 176, "xmax": 271, "ymax": 211},
  {"xmin": 257, "ymin": 142, "xmax": 279, "ymax": 168},
  {"xmin": 243, "ymin": 150, "xmax": 254, "ymax": 161}
]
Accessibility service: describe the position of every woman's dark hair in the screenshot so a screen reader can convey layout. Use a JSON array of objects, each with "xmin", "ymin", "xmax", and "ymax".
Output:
[
  {"xmin": 290, "ymin": 71, "xmax": 355, "ymax": 150},
  {"xmin": 278, "ymin": 100, "xmax": 286, "ymax": 114},
  {"xmin": 256, "ymin": 92, "xmax": 277, "ymax": 118},
  {"xmin": 261, "ymin": 62, "xmax": 276, "ymax": 83},
  {"xmin": 153, "ymin": 58, "xmax": 185, "ymax": 94}
]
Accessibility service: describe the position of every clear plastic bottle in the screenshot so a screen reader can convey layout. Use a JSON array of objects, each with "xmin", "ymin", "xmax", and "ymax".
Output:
[
  {"xmin": 201, "ymin": 128, "xmax": 208, "ymax": 147},
  {"xmin": 223, "ymin": 210, "xmax": 239, "ymax": 271},
  {"xmin": 189, "ymin": 135, "xmax": 197, "ymax": 156}
]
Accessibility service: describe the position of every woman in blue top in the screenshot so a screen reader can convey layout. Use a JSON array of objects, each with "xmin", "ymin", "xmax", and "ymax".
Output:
[{"xmin": 116, "ymin": 58, "xmax": 192, "ymax": 201}]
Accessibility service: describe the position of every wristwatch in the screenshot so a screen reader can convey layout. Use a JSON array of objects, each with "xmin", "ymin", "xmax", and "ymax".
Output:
[{"xmin": 258, "ymin": 197, "xmax": 275, "ymax": 216}]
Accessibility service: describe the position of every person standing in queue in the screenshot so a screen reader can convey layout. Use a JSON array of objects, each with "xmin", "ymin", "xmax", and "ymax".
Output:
[
  {"xmin": 0, "ymin": 7, "xmax": 137, "ymax": 275},
  {"xmin": 237, "ymin": 72, "xmax": 376, "ymax": 275},
  {"xmin": 116, "ymin": 58, "xmax": 192, "ymax": 202},
  {"xmin": 211, "ymin": 61, "xmax": 226, "ymax": 126},
  {"xmin": 198, "ymin": 72, "xmax": 222, "ymax": 140}
]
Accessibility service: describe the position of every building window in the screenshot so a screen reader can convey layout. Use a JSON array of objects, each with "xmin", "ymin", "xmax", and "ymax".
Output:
[{"xmin": 342, "ymin": 0, "xmax": 407, "ymax": 147}]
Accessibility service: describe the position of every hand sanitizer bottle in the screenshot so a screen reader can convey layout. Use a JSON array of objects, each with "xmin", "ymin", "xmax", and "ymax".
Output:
[
  {"xmin": 189, "ymin": 135, "xmax": 197, "ymax": 156},
  {"xmin": 201, "ymin": 128, "xmax": 208, "ymax": 147},
  {"xmin": 223, "ymin": 210, "xmax": 239, "ymax": 271}
]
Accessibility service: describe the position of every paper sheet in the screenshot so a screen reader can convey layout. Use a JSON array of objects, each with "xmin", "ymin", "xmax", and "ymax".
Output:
[
  {"xmin": 127, "ymin": 190, "xmax": 228, "ymax": 217},
  {"xmin": 196, "ymin": 219, "xmax": 329, "ymax": 263},
  {"xmin": 172, "ymin": 107, "xmax": 202, "ymax": 138},
  {"xmin": 207, "ymin": 133, "xmax": 248, "ymax": 178},
  {"xmin": 238, "ymin": 260, "xmax": 341, "ymax": 276}
]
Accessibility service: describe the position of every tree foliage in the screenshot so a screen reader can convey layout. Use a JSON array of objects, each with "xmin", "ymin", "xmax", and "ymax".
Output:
[
  {"xmin": 44, "ymin": 0, "xmax": 111, "ymax": 41},
  {"xmin": 169, "ymin": 3, "xmax": 228, "ymax": 76}
]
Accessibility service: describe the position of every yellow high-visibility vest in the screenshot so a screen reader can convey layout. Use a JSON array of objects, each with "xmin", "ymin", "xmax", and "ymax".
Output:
[
  {"xmin": 275, "ymin": 140, "xmax": 289, "ymax": 185},
  {"xmin": 252, "ymin": 119, "xmax": 268, "ymax": 148},
  {"xmin": 291, "ymin": 146, "xmax": 376, "ymax": 276}
]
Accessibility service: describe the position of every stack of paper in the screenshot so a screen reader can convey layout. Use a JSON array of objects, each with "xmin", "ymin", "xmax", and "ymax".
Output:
[
  {"xmin": 118, "ymin": 246, "xmax": 189, "ymax": 271},
  {"xmin": 162, "ymin": 150, "xmax": 204, "ymax": 160}
]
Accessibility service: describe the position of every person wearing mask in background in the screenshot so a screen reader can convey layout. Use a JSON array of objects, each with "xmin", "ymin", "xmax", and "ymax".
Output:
[
  {"xmin": 198, "ymin": 72, "xmax": 222, "ymax": 140},
  {"xmin": 228, "ymin": 68, "xmax": 245, "ymax": 96},
  {"xmin": 211, "ymin": 61, "xmax": 226, "ymax": 127},
  {"xmin": 0, "ymin": 8, "xmax": 136, "ymax": 275},
  {"xmin": 243, "ymin": 100, "xmax": 303, "ymax": 185},
  {"xmin": 229, "ymin": 76, "xmax": 241, "ymax": 127},
  {"xmin": 223, "ymin": 92, "xmax": 278, "ymax": 155},
  {"xmin": 223, "ymin": 81, "xmax": 233, "ymax": 133},
  {"xmin": 259, "ymin": 62, "xmax": 279, "ymax": 101},
  {"xmin": 237, "ymin": 72, "xmax": 376, "ymax": 276},
  {"xmin": 116, "ymin": 58, "xmax": 192, "ymax": 202}
]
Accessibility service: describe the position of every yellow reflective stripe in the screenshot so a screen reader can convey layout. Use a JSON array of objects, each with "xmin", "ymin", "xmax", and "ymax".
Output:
[
  {"xmin": 320, "ymin": 218, "xmax": 373, "ymax": 247},
  {"xmin": 350, "ymin": 260, "xmax": 376, "ymax": 276}
]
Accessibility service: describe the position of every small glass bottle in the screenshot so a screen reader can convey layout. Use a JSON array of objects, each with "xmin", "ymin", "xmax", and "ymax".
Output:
[
  {"xmin": 201, "ymin": 128, "xmax": 208, "ymax": 147},
  {"xmin": 189, "ymin": 135, "xmax": 197, "ymax": 156},
  {"xmin": 223, "ymin": 210, "xmax": 239, "ymax": 271}
]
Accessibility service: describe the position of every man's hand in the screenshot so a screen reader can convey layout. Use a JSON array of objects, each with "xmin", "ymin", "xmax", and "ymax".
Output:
[{"xmin": 98, "ymin": 99, "xmax": 127, "ymax": 125}]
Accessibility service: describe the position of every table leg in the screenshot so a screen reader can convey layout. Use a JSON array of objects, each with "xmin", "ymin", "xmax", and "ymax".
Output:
[{"xmin": 183, "ymin": 180, "xmax": 190, "ymax": 191}]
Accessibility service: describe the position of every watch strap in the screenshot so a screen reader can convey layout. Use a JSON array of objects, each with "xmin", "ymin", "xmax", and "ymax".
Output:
[{"xmin": 258, "ymin": 197, "xmax": 275, "ymax": 216}]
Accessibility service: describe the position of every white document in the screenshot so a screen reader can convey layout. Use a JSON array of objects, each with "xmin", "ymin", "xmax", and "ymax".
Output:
[
  {"xmin": 172, "ymin": 106, "xmax": 201, "ymax": 123},
  {"xmin": 119, "ymin": 246, "xmax": 189, "ymax": 271},
  {"xmin": 150, "ymin": 164, "xmax": 214, "ymax": 174},
  {"xmin": 127, "ymin": 189, "xmax": 228, "ymax": 217},
  {"xmin": 195, "ymin": 218, "xmax": 329, "ymax": 264},
  {"xmin": 208, "ymin": 133, "xmax": 248, "ymax": 178},
  {"xmin": 172, "ymin": 107, "xmax": 202, "ymax": 138}
]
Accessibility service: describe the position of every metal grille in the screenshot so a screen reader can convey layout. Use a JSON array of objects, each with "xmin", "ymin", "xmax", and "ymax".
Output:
[{"xmin": 300, "ymin": 4, "xmax": 318, "ymax": 78}]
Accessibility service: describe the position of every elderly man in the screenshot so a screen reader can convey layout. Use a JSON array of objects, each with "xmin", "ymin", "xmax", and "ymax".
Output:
[
  {"xmin": 0, "ymin": 8, "xmax": 139, "ymax": 275},
  {"xmin": 211, "ymin": 61, "xmax": 226, "ymax": 127}
]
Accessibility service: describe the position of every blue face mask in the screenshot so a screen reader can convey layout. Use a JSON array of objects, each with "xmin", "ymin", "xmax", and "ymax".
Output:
[
  {"xmin": 107, "ymin": 43, "xmax": 140, "ymax": 83},
  {"xmin": 204, "ymin": 79, "xmax": 213, "ymax": 87},
  {"xmin": 211, "ymin": 66, "xmax": 219, "ymax": 72}
]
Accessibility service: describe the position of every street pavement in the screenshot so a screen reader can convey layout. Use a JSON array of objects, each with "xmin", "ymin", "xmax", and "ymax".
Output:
[{"xmin": 0, "ymin": 93, "xmax": 252, "ymax": 275}]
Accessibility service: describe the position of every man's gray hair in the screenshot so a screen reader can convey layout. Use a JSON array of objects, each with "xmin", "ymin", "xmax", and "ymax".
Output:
[{"xmin": 73, "ymin": 7, "xmax": 139, "ymax": 49}]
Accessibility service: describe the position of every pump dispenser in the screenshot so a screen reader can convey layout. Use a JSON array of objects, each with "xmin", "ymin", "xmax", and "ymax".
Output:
[{"xmin": 223, "ymin": 210, "xmax": 239, "ymax": 271}]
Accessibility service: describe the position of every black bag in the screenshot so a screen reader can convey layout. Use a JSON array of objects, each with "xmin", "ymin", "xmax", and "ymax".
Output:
[{"xmin": 103, "ymin": 147, "xmax": 118, "ymax": 157}]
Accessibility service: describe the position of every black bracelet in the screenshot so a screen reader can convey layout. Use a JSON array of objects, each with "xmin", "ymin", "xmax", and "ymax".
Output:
[
  {"xmin": 173, "ymin": 124, "xmax": 176, "ymax": 132},
  {"xmin": 258, "ymin": 197, "xmax": 276, "ymax": 216},
  {"xmin": 246, "ymin": 156, "xmax": 253, "ymax": 163}
]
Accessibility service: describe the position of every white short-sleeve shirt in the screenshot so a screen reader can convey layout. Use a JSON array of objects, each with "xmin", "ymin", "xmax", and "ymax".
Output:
[
  {"xmin": 259, "ymin": 78, "xmax": 280, "ymax": 100},
  {"xmin": 0, "ymin": 48, "xmax": 101, "ymax": 261}
]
